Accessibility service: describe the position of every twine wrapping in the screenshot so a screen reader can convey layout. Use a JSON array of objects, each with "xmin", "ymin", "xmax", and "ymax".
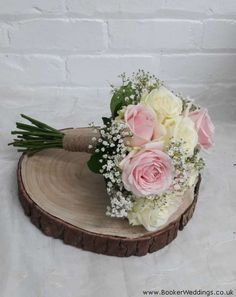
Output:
[{"xmin": 63, "ymin": 127, "xmax": 99, "ymax": 153}]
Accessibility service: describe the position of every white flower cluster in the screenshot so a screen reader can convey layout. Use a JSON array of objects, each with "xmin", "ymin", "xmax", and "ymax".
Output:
[
  {"xmin": 94, "ymin": 120, "xmax": 134, "ymax": 218},
  {"xmin": 167, "ymin": 139, "xmax": 192, "ymax": 193},
  {"xmin": 113, "ymin": 70, "xmax": 162, "ymax": 106}
]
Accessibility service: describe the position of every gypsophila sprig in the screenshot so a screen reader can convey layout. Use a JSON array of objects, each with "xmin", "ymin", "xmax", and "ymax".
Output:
[
  {"xmin": 167, "ymin": 139, "xmax": 195, "ymax": 193},
  {"xmin": 89, "ymin": 118, "xmax": 135, "ymax": 217},
  {"xmin": 110, "ymin": 70, "xmax": 162, "ymax": 118}
]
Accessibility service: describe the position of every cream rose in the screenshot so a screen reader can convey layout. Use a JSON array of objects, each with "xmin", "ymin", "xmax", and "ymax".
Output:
[
  {"xmin": 164, "ymin": 116, "xmax": 198, "ymax": 156},
  {"xmin": 127, "ymin": 193, "xmax": 183, "ymax": 231},
  {"xmin": 141, "ymin": 86, "xmax": 183, "ymax": 121}
]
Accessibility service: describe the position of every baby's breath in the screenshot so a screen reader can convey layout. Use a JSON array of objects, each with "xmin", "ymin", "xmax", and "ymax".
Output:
[
  {"xmin": 96, "ymin": 119, "xmax": 134, "ymax": 217},
  {"xmin": 167, "ymin": 139, "xmax": 193, "ymax": 193},
  {"xmin": 111, "ymin": 69, "xmax": 162, "ymax": 106}
]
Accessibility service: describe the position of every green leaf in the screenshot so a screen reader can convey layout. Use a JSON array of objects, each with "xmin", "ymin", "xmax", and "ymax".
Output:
[
  {"xmin": 110, "ymin": 82, "xmax": 133, "ymax": 118},
  {"xmin": 110, "ymin": 90, "xmax": 122, "ymax": 118},
  {"xmin": 102, "ymin": 117, "xmax": 111, "ymax": 126},
  {"xmin": 87, "ymin": 152, "xmax": 103, "ymax": 174}
]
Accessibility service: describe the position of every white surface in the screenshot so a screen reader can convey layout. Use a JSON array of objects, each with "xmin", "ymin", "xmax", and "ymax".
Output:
[
  {"xmin": 1, "ymin": 117, "xmax": 236, "ymax": 296},
  {"xmin": 0, "ymin": 0, "xmax": 236, "ymax": 296}
]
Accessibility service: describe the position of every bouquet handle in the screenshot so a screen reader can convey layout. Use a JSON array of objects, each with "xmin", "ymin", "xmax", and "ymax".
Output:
[
  {"xmin": 63, "ymin": 127, "xmax": 99, "ymax": 153},
  {"xmin": 8, "ymin": 114, "xmax": 100, "ymax": 155}
]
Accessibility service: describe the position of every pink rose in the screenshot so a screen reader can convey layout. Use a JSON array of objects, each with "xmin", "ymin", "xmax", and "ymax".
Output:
[
  {"xmin": 124, "ymin": 104, "xmax": 160, "ymax": 147},
  {"xmin": 189, "ymin": 108, "xmax": 214, "ymax": 150},
  {"xmin": 120, "ymin": 147, "xmax": 174, "ymax": 197}
]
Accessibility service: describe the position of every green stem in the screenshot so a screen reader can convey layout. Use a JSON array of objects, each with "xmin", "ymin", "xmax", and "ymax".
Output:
[
  {"xmin": 9, "ymin": 114, "xmax": 65, "ymax": 155},
  {"xmin": 20, "ymin": 114, "xmax": 59, "ymax": 133},
  {"xmin": 10, "ymin": 139, "xmax": 62, "ymax": 145},
  {"xmin": 11, "ymin": 130, "xmax": 63, "ymax": 138},
  {"xmin": 12, "ymin": 141, "xmax": 62, "ymax": 147},
  {"xmin": 16, "ymin": 122, "xmax": 56, "ymax": 134}
]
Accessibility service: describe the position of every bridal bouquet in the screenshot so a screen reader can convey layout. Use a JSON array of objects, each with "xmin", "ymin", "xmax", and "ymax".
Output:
[{"xmin": 10, "ymin": 71, "xmax": 214, "ymax": 231}]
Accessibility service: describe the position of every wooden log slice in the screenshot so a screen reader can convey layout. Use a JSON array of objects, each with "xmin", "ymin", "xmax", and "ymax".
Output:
[{"xmin": 17, "ymin": 129, "xmax": 201, "ymax": 257}]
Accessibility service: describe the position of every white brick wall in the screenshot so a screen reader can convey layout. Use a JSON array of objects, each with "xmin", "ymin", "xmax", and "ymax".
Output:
[
  {"xmin": 0, "ymin": 54, "xmax": 65, "ymax": 85},
  {"xmin": 10, "ymin": 19, "xmax": 106, "ymax": 51},
  {"xmin": 160, "ymin": 54, "xmax": 236, "ymax": 83},
  {"xmin": 0, "ymin": 0, "xmax": 235, "ymax": 125},
  {"xmin": 203, "ymin": 20, "xmax": 236, "ymax": 49},
  {"xmin": 0, "ymin": 0, "xmax": 65, "ymax": 15},
  {"xmin": 0, "ymin": 25, "xmax": 8, "ymax": 47},
  {"xmin": 108, "ymin": 20, "xmax": 202, "ymax": 51},
  {"xmin": 67, "ymin": 55, "xmax": 159, "ymax": 86}
]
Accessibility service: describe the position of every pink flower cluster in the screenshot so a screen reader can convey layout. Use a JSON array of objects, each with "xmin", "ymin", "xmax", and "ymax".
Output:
[{"xmin": 120, "ymin": 103, "xmax": 214, "ymax": 197}]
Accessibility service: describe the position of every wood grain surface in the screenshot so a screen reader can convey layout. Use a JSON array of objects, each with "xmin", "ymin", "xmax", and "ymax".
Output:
[{"xmin": 17, "ymin": 141, "xmax": 201, "ymax": 257}]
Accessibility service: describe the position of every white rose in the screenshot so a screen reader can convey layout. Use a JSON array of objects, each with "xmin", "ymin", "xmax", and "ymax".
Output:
[
  {"xmin": 164, "ymin": 116, "xmax": 198, "ymax": 156},
  {"xmin": 141, "ymin": 86, "xmax": 183, "ymax": 121},
  {"xmin": 128, "ymin": 194, "xmax": 182, "ymax": 232}
]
